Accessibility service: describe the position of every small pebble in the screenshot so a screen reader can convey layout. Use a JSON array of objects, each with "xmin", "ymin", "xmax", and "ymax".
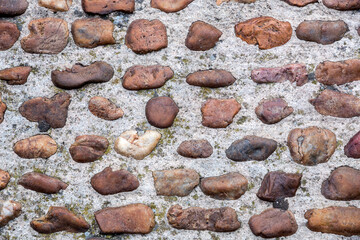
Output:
[
  {"xmin": 82, "ymin": 0, "xmax": 135, "ymax": 14},
  {"xmin": 282, "ymin": 0, "xmax": 317, "ymax": 6},
  {"xmin": 151, "ymin": 0, "xmax": 194, "ymax": 12},
  {"xmin": 185, "ymin": 21, "xmax": 222, "ymax": 51},
  {"xmin": 0, "ymin": 169, "xmax": 10, "ymax": 190},
  {"xmin": 39, "ymin": 0, "xmax": 72, "ymax": 11},
  {"xmin": 0, "ymin": 0, "xmax": 28, "ymax": 16},
  {"xmin": 344, "ymin": 130, "xmax": 360, "ymax": 158},
  {"xmin": 13, "ymin": 135, "xmax": 57, "ymax": 159},
  {"xmin": 186, "ymin": 69, "xmax": 236, "ymax": 88},
  {"xmin": 145, "ymin": 96, "xmax": 179, "ymax": 128},
  {"xmin": 177, "ymin": 139, "xmax": 213, "ymax": 158},
  {"xmin": 0, "ymin": 66, "xmax": 32, "ymax": 85},
  {"xmin": 255, "ymin": 98, "xmax": 294, "ymax": 124},
  {"xmin": 0, "ymin": 96, "xmax": 6, "ymax": 124},
  {"xmin": 18, "ymin": 172, "xmax": 68, "ymax": 194},
  {"xmin": 69, "ymin": 135, "xmax": 109, "ymax": 163},
  {"xmin": 88, "ymin": 96, "xmax": 124, "ymax": 120},
  {"xmin": 315, "ymin": 59, "xmax": 360, "ymax": 85},
  {"xmin": 322, "ymin": 0, "xmax": 360, "ymax": 10},
  {"xmin": 0, "ymin": 21, "xmax": 20, "ymax": 51},
  {"xmin": 0, "ymin": 200, "xmax": 22, "ymax": 227}
]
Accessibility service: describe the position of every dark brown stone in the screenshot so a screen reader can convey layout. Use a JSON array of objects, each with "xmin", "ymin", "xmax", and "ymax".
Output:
[
  {"xmin": 309, "ymin": 89, "xmax": 360, "ymax": 118},
  {"xmin": 177, "ymin": 140, "xmax": 213, "ymax": 158},
  {"xmin": 69, "ymin": 135, "xmax": 109, "ymax": 163},
  {"xmin": 235, "ymin": 16, "xmax": 292, "ymax": 50},
  {"xmin": 31, "ymin": 207, "xmax": 90, "ymax": 233},
  {"xmin": 185, "ymin": 21, "xmax": 222, "ymax": 51},
  {"xmin": 51, "ymin": 62, "xmax": 114, "ymax": 89},
  {"xmin": 287, "ymin": 126, "xmax": 336, "ymax": 166},
  {"xmin": 200, "ymin": 172, "xmax": 248, "ymax": 200},
  {"xmin": 151, "ymin": 0, "xmax": 194, "ymax": 12},
  {"xmin": 19, "ymin": 92, "xmax": 71, "ymax": 129},
  {"xmin": 201, "ymin": 98, "xmax": 241, "ymax": 128},
  {"xmin": 18, "ymin": 172, "xmax": 68, "ymax": 194},
  {"xmin": 88, "ymin": 96, "xmax": 124, "ymax": 120},
  {"xmin": 167, "ymin": 205, "xmax": 241, "ymax": 232},
  {"xmin": 305, "ymin": 206, "xmax": 360, "ymax": 236},
  {"xmin": 249, "ymin": 208, "xmax": 298, "ymax": 238},
  {"xmin": 21, "ymin": 18, "xmax": 69, "ymax": 54},
  {"xmin": 145, "ymin": 96, "xmax": 179, "ymax": 128},
  {"xmin": 125, "ymin": 19, "xmax": 168, "ymax": 54},
  {"xmin": 72, "ymin": 18, "xmax": 115, "ymax": 48},
  {"xmin": 282, "ymin": 0, "xmax": 317, "ymax": 6},
  {"xmin": 91, "ymin": 167, "xmax": 139, "ymax": 195},
  {"xmin": 226, "ymin": 135, "xmax": 277, "ymax": 162},
  {"xmin": 0, "ymin": 66, "xmax": 32, "ymax": 85},
  {"xmin": 0, "ymin": 21, "xmax": 20, "ymax": 51},
  {"xmin": 255, "ymin": 98, "xmax": 294, "ymax": 124},
  {"xmin": 122, "ymin": 65, "xmax": 174, "ymax": 90},
  {"xmin": 13, "ymin": 135, "xmax": 57, "ymax": 159},
  {"xmin": 0, "ymin": 200, "xmax": 22, "ymax": 227},
  {"xmin": 257, "ymin": 171, "xmax": 302, "ymax": 202},
  {"xmin": 0, "ymin": 169, "xmax": 10, "ymax": 190},
  {"xmin": 323, "ymin": 0, "xmax": 360, "ymax": 10},
  {"xmin": 0, "ymin": 0, "xmax": 28, "ymax": 16},
  {"xmin": 82, "ymin": 0, "xmax": 134, "ymax": 14},
  {"xmin": 95, "ymin": 204, "xmax": 155, "ymax": 234},
  {"xmin": 39, "ymin": 0, "xmax": 72, "ymax": 11},
  {"xmin": 296, "ymin": 20, "xmax": 348, "ymax": 45},
  {"xmin": 0, "ymin": 96, "xmax": 6, "ymax": 124},
  {"xmin": 315, "ymin": 59, "xmax": 360, "ymax": 85},
  {"xmin": 186, "ymin": 69, "xmax": 236, "ymax": 88},
  {"xmin": 344, "ymin": 131, "xmax": 360, "ymax": 158}
]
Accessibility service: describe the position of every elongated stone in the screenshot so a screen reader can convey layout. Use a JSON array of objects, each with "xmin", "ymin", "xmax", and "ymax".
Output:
[
  {"xmin": 186, "ymin": 69, "xmax": 236, "ymax": 88},
  {"xmin": 0, "ymin": 170, "xmax": 10, "ymax": 190},
  {"xmin": 18, "ymin": 172, "xmax": 67, "ymax": 194},
  {"xmin": 185, "ymin": 21, "xmax": 222, "ymax": 51},
  {"xmin": 82, "ymin": 0, "xmax": 134, "ymax": 14},
  {"xmin": 0, "ymin": 200, "xmax": 22, "ymax": 227},
  {"xmin": 0, "ymin": 21, "xmax": 20, "ymax": 51},
  {"xmin": 177, "ymin": 140, "xmax": 213, "ymax": 158},
  {"xmin": 13, "ymin": 135, "xmax": 57, "ymax": 159},
  {"xmin": 0, "ymin": 0, "xmax": 28, "ymax": 16},
  {"xmin": 88, "ymin": 96, "xmax": 124, "ymax": 120},
  {"xmin": 151, "ymin": 0, "xmax": 194, "ymax": 12},
  {"xmin": 344, "ymin": 131, "xmax": 360, "ymax": 158},
  {"xmin": 69, "ymin": 135, "xmax": 109, "ymax": 163},
  {"xmin": 0, "ymin": 66, "xmax": 32, "ymax": 85},
  {"xmin": 322, "ymin": 0, "xmax": 360, "ymax": 10},
  {"xmin": 255, "ymin": 98, "xmax": 294, "ymax": 124},
  {"xmin": 315, "ymin": 59, "xmax": 360, "ymax": 85},
  {"xmin": 282, "ymin": 0, "xmax": 317, "ymax": 6},
  {"xmin": 217, "ymin": 0, "xmax": 256, "ymax": 4}
]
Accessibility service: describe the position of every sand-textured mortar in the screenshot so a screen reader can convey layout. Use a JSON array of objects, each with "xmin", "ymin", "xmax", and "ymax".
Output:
[{"xmin": 0, "ymin": 0, "xmax": 360, "ymax": 239}]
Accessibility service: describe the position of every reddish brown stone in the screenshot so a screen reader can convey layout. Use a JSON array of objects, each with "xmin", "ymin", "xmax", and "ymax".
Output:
[
  {"xmin": 72, "ymin": 18, "xmax": 115, "ymax": 48},
  {"xmin": 357, "ymin": 26, "xmax": 360, "ymax": 36},
  {"xmin": 344, "ymin": 131, "xmax": 360, "ymax": 158},
  {"xmin": 309, "ymin": 89, "xmax": 360, "ymax": 118},
  {"xmin": 186, "ymin": 69, "xmax": 236, "ymax": 88},
  {"xmin": 0, "ymin": 200, "xmax": 22, "ymax": 227},
  {"xmin": 177, "ymin": 140, "xmax": 213, "ymax": 158},
  {"xmin": 125, "ymin": 19, "xmax": 168, "ymax": 54},
  {"xmin": 0, "ymin": 21, "xmax": 20, "ymax": 51},
  {"xmin": 0, "ymin": 66, "xmax": 31, "ymax": 85},
  {"xmin": 69, "ymin": 135, "xmax": 109, "ymax": 163},
  {"xmin": 0, "ymin": 96, "xmax": 6, "ymax": 124},
  {"xmin": 235, "ymin": 16, "xmax": 292, "ymax": 50},
  {"xmin": 0, "ymin": 0, "xmax": 28, "ymax": 16},
  {"xmin": 323, "ymin": 0, "xmax": 360, "ymax": 10},
  {"xmin": 31, "ymin": 207, "xmax": 90, "ymax": 233},
  {"xmin": 167, "ymin": 205, "xmax": 241, "ymax": 232},
  {"xmin": 315, "ymin": 59, "xmax": 360, "ymax": 85},
  {"xmin": 249, "ymin": 208, "xmax": 298, "ymax": 238},
  {"xmin": 217, "ymin": 0, "xmax": 256, "ymax": 4},
  {"xmin": 255, "ymin": 98, "xmax": 293, "ymax": 124},
  {"xmin": 21, "ymin": 18, "xmax": 69, "ymax": 54},
  {"xmin": 91, "ymin": 167, "xmax": 139, "ymax": 195},
  {"xmin": 82, "ymin": 0, "xmax": 134, "ymax": 14},
  {"xmin": 13, "ymin": 135, "xmax": 57, "ymax": 159},
  {"xmin": 122, "ymin": 65, "xmax": 174, "ymax": 90},
  {"xmin": 145, "ymin": 96, "xmax": 179, "ymax": 128},
  {"xmin": 0, "ymin": 169, "xmax": 10, "ymax": 190},
  {"xmin": 282, "ymin": 0, "xmax": 317, "ymax": 6},
  {"xmin": 95, "ymin": 204, "xmax": 155, "ymax": 234},
  {"xmin": 201, "ymin": 98, "xmax": 241, "ymax": 128},
  {"xmin": 18, "ymin": 172, "xmax": 68, "ymax": 194},
  {"xmin": 88, "ymin": 96, "xmax": 124, "ymax": 120},
  {"xmin": 39, "ymin": 0, "xmax": 72, "ymax": 11},
  {"xmin": 185, "ymin": 21, "xmax": 222, "ymax": 51},
  {"xmin": 151, "ymin": 0, "xmax": 194, "ymax": 12}
]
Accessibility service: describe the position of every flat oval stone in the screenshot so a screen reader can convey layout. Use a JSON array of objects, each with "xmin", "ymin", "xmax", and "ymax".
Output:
[
  {"xmin": 153, "ymin": 169, "xmax": 199, "ymax": 196},
  {"xmin": 88, "ymin": 96, "xmax": 124, "ymax": 120},
  {"xmin": 82, "ymin": 0, "xmax": 134, "ymax": 14},
  {"xmin": 235, "ymin": 16, "xmax": 292, "ymax": 50},
  {"xmin": 249, "ymin": 208, "xmax": 298, "ymax": 238},
  {"xmin": 177, "ymin": 139, "xmax": 213, "ymax": 158},
  {"xmin": 226, "ymin": 135, "xmax": 277, "ymax": 161},
  {"xmin": 95, "ymin": 204, "xmax": 155, "ymax": 234},
  {"xmin": 287, "ymin": 126, "xmax": 336, "ymax": 166},
  {"xmin": 125, "ymin": 19, "xmax": 168, "ymax": 54},
  {"xmin": 0, "ymin": 96, "xmax": 6, "ymax": 124},
  {"xmin": 201, "ymin": 98, "xmax": 241, "ymax": 128},
  {"xmin": 72, "ymin": 18, "xmax": 115, "ymax": 48},
  {"xmin": 91, "ymin": 167, "xmax": 139, "ymax": 195},
  {"xmin": 145, "ymin": 96, "xmax": 179, "ymax": 128},
  {"xmin": 0, "ymin": 200, "xmax": 22, "ymax": 227},
  {"xmin": 344, "ymin": 131, "xmax": 360, "ymax": 158},
  {"xmin": 0, "ymin": 169, "xmax": 10, "ymax": 190},
  {"xmin": 217, "ymin": 0, "xmax": 256, "ymax": 4},
  {"xmin": 13, "ymin": 135, "xmax": 57, "ymax": 159},
  {"xmin": 315, "ymin": 59, "xmax": 360, "ymax": 85},
  {"xmin": 0, "ymin": 0, "xmax": 28, "ymax": 16},
  {"xmin": 18, "ymin": 172, "xmax": 68, "ymax": 194},
  {"xmin": 51, "ymin": 62, "xmax": 114, "ymax": 89},
  {"xmin": 282, "ymin": 0, "xmax": 317, "ymax": 6},
  {"xmin": 122, "ymin": 65, "xmax": 174, "ymax": 90},
  {"xmin": 323, "ymin": 0, "xmax": 360, "ymax": 10},
  {"xmin": 69, "ymin": 135, "xmax": 109, "ymax": 163},
  {"xmin": 151, "ymin": 0, "xmax": 194, "ymax": 12},
  {"xmin": 0, "ymin": 21, "xmax": 20, "ymax": 51},
  {"xmin": 21, "ymin": 18, "xmax": 69, "ymax": 54},
  {"xmin": 186, "ymin": 69, "xmax": 236, "ymax": 88},
  {"xmin": 185, "ymin": 21, "xmax": 222, "ymax": 51},
  {"xmin": 200, "ymin": 172, "xmax": 248, "ymax": 200},
  {"xmin": 39, "ymin": 0, "xmax": 72, "ymax": 11},
  {"xmin": 255, "ymin": 98, "xmax": 294, "ymax": 124},
  {"xmin": 256, "ymin": 171, "xmax": 302, "ymax": 201},
  {"xmin": 0, "ymin": 66, "xmax": 32, "ymax": 85}
]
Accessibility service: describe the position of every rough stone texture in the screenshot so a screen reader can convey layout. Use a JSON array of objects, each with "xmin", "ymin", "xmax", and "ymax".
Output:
[
  {"xmin": 186, "ymin": 69, "xmax": 236, "ymax": 88},
  {"xmin": 91, "ymin": 167, "xmax": 139, "ymax": 195},
  {"xmin": 0, "ymin": 21, "xmax": 20, "ymax": 51},
  {"xmin": 282, "ymin": 0, "xmax": 317, "ymax": 6},
  {"xmin": 309, "ymin": 89, "xmax": 360, "ymax": 118},
  {"xmin": 82, "ymin": 0, "xmax": 134, "ymax": 14},
  {"xmin": 151, "ymin": 0, "xmax": 194, "ymax": 12},
  {"xmin": 39, "ymin": 0, "xmax": 72, "ymax": 11},
  {"xmin": 153, "ymin": 169, "xmax": 199, "ymax": 196},
  {"xmin": 122, "ymin": 65, "xmax": 174, "ymax": 90},
  {"xmin": 18, "ymin": 172, "xmax": 68, "ymax": 194},
  {"xmin": 13, "ymin": 135, "xmax": 57, "ymax": 159},
  {"xmin": 200, "ymin": 172, "xmax": 248, "ymax": 200},
  {"xmin": 167, "ymin": 204, "xmax": 241, "ymax": 232},
  {"xmin": 315, "ymin": 59, "xmax": 360, "ymax": 85},
  {"xmin": 226, "ymin": 135, "xmax": 277, "ymax": 161},
  {"xmin": 305, "ymin": 206, "xmax": 360, "ymax": 236},
  {"xmin": 95, "ymin": 204, "xmax": 155, "ymax": 234},
  {"xmin": 51, "ymin": 62, "xmax": 114, "ymax": 89},
  {"xmin": 255, "ymin": 98, "xmax": 294, "ymax": 124},
  {"xmin": 125, "ymin": 19, "xmax": 168, "ymax": 54},
  {"xmin": 287, "ymin": 126, "xmax": 336, "ymax": 166},
  {"xmin": 0, "ymin": 66, "xmax": 32, "ymax": 85},
  {"xmin": 251, "ymin": 63, "xmax": 308, "ymax": 86},
  {"xmin": 21, "ymin": 18, "xmax": 69, "ymax": 54},
  {"xmin": 257, "ymin": 171, "xmax": 302, "ymax": 201},
  {"xmin": 145, "ymin": 96, "xmax": 179, "ymax": 128},
  {"xmin": 0, "ymin": 0, "xmax": 28, "ymax": 16},
  {"xmin": 185, "ymin": 21, "xmax": 222, "ymax": 51},
  {"xmin": 30, "ymin": 207, "xmax": 90, "ymax": 233},
  {"xmin": 0, "ymin": 169, "xmax": 10, "ymax": 190},
  {"xmin": 249, "ymin": 208, "xmax": 298, "ymax": 238},
  {"xmin": 235, "ymin": 16, "xmax": 292, "ymax": 50},
  {"xmin": 322, "ymin": 0, "xmax": 360, "ymax": 10},
  {"xmin": 177, "ymin": 139, "xmax": 213, "ymax": 158},
  {"xmin": 344, "ymin": 130, "xmax": 360, "ymax": 158},
  {"xmin": 0, "ymin": 200, "xmax": 22, "ymax": 227},
  {"xmin": 217, "ymin": 0, "xmax": 256, "ymax": 4},
  {"xmin": 296, "ymin": 20, "xmax": 349, "ymax": 45},
  {"xmin": 72, "ymin": 18, "xmax": 115, "ymax": 48},
  {"xmin": 88, "ymin": 96, "xmax": 124, "ymax": 120},
  {"xmin": 0, "ymin": 95, "xmax": 6, "ymax": 124},
  {"xmin": 69, "ymin": 135, "xmax": 109, "ymax": 163}
]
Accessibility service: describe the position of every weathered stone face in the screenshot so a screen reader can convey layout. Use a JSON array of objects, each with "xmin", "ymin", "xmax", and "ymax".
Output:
[
  {"xmin": 185, "ymin": 21, "xmax": 222, "ymax": 51},
  {"xmin": 167, "ymin": 205, "xmax": 241, "ymax": 232},
  {"xmin": 344, "ymin": 131, "xmax": 360, "ymax": 158},
  {"xmin": 18, "ymin": 172, "xmax": 68, "ymax": 194},
  {"xmin": 282, "ymin": 0, "xmax": 317, "ymax": 6},
  {"xmin": 145, "ymin": 96, "xmax": 179, "ymax": 128},
  {"xmin": 69, "ymin": 135, "xmax": 109, "ymax": 163},
  {"xmin": 0, "ymin": 0, "xmax": 28, "ymax": 16},
  {"xmin": 151, "ymin": 0, "xmax": 194, "ymax": 12},
  {"xmin": 153, "ymin": 169, "xmax": 199, "ymax": 196},
  {"xmin": 31, "ymin": 207, "xmax": 90, "ymax": 233},
  {"xmin": 177, "ymin": 140, "xmax": 213, "ymax": 158},
  {"xmin": 0, "ymin": 21, "xmax": 20, "ymax": 51},
  {"xmin": 13, "ymin": 135, "xmax": 57, "ymax": 159},
  {"xmin": 0, "ymin": 200, "xmax": 22, "ymax": 227},
  {"xmin": 249, "ymin": 208, "xmax": 298, "ymax": 238},
  {"xmin": 0, "ymin": 66, "xmax": 32, "ymax": 85},
  {"xmin": 95, "ymin": 204, "xmax": 155, "ymax": 234},
  {"xmin": 287, "ymin": 126, "xmax": 336, "ymax": 166},
  {"xmin": 0, "ymin": 169, "xmax": 10, "ymax": 190},
  {"xmin": 88, "ymin": 96, "xmax": 124, "ymax": 120},
  {"xmin": 186, "ymin": 69, "xmax": 236, "ymax": 88},
  {"xmin": 82, "ymin": 0, "xmax": 134, "ymax": 14},
  {"xmin": 235, "ymin": 16, "xmax": 292, "ymax": 49},
  {"xmin": 255, "ymin": 98, "xmax": 294, "ymax": 124},
  {"xmin": 39, "ymin": 0, "xmax": 72, "ymax": 11},
  {"xmin": 322, "ymin": 0, "xmax": 360, "ymax": 10},
  {"xmin": 0, "ymin": 96, "xmax": 6, "ymax": 124}
]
